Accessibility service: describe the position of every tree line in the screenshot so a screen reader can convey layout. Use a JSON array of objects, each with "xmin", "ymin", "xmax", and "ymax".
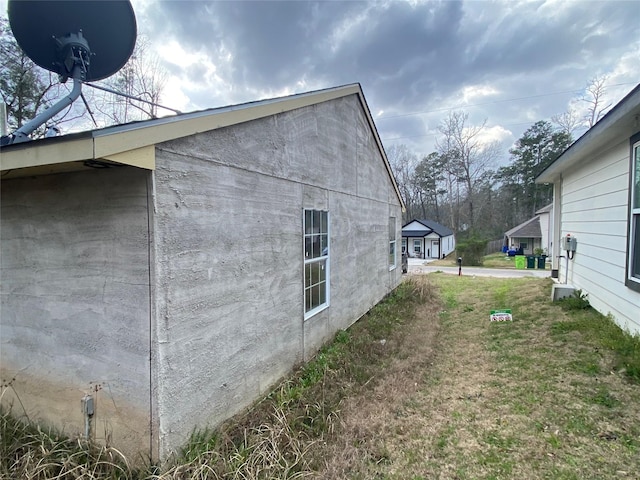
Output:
[{"xmin": 388, "ymin": 77, "xmax": 612, "ymax": 243}]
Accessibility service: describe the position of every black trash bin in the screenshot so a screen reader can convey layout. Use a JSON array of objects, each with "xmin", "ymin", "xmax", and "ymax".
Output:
[
  {"xmin": 526, "ymin": 256, "xmax": 535, "ymax": 269},
  {"xmin": 537, "ymin": 256, "xmax": 546, "ymax": 269}
]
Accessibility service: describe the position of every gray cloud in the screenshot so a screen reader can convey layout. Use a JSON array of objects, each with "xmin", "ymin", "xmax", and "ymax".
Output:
[{"xmin": 3, "ymin": 0, "xmax": 636, "ymax": 157}]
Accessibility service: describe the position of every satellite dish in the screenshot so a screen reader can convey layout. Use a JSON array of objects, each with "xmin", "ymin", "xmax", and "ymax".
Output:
[
  {"xmin": 8, "ymin": 0, "xmax": 137, "ymax": 82},
  {"xmin": 2, "ymin": 0, "xmax": 137, "ymax": 144}
]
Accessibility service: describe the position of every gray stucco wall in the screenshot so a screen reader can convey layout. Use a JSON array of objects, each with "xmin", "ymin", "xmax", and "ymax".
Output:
[
  {"xmin": 0, "ymin": 167, "xmax": 152, "ymax": 456},
  {"xmin": 152, "ymin": 94, "xmax": 402, "ymax": 456}
]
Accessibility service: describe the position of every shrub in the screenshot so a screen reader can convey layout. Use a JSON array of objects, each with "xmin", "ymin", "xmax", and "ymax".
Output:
[
  {"xmin": 558, "ymin": 289, "xmax": 590, "ymax": 310},
  {"xmin": 456, "ymin": 236, "xmax": 489, "ymax": 266}
]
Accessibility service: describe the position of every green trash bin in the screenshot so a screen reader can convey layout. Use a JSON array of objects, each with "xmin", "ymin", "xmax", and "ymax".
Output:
[
  {"xmin": 515, "ymin": 255, "xmax": 526, "ymax": 269},
  {"xmin": 526, "ymin": 256, "xmax": 535, "ymax": 269},
  {"xmin": 537, "ymin": 256, "xmax": 546, "ymax": 269}
]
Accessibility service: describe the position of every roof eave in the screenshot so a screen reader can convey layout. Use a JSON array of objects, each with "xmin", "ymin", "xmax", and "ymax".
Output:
[{"xmin": 536, "ymin": 84, "xmax": 640, "ymax": 184}]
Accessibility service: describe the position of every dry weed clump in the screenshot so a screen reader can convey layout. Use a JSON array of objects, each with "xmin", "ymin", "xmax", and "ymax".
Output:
[{"xmin": 0, "ymin": 406, "xmax": 131, "ymax": 479}]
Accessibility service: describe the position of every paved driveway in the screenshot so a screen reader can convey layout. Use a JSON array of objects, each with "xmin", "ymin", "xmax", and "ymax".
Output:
[{"xmin": 407, "ymin": 258, "xmax": 550, "ymax": 279}]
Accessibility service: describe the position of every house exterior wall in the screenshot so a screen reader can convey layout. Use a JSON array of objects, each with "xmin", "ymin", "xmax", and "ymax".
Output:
[
  {"xmin": 442, "ymin": 235, "xmax": 455, "ymax": 257},
  {"xmin": 508, "ymin": 237, "xmax": 540, "ymax": 255},
  {"xmin": 402, "ymin": 233, "xmax": 455, "ymax": 259},
  {"xmin": 0, "ymin": 167, "xmax": 152, "ymax": 456},
  {"xmin": 402, "ymin": 221, "xmax": 455, "ymax": 259},
  {"xmin": 558, "ymin": 138, "xmax": 640, "ymax": 334},
  {"xmin": 151, "ymin": 94, "xmax": 402, "ymax": 457},
  {"xmin": 539, "ymin": 211, "xmax": 552, "ymax": 257}
]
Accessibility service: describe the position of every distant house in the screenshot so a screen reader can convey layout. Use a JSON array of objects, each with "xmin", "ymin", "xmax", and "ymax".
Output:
[
  {"xmin": 504, "ymin": 204, "xmax": 553, "ymax": 256},
  {"xmin": 401, "ymin": 219, "xmax": 455, "ymax": 259},
  {"xmin": 0, "ymin": 84, "xmax": 405, "ymax": 460},
  {"xmin": 536, "ymin": 83, "xmax": 640, "ymax": 335}
]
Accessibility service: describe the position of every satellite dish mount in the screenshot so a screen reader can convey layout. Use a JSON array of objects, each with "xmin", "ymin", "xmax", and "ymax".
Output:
[
  {"xmin": 3, "ymin": 0, "xmax": 137, "ymax": 145},
  {"xmin": 55, "ymin": 30, "xmax": 91, "ymax": 83}
]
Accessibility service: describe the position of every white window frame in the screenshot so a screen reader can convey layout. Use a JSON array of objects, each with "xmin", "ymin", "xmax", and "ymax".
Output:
[
  {"xmin": 304, "ymin": 209, "xmax": 330, "ymax": 319},
  {"xmin": 413, "ymin": 239, "xmax": 421, "ymax": 254},
  {"xmin": 389, "ymin": 217, "xmax": 396, "ymax": 270},
  {"xmin": 627, "ymin": 138, "xmax": 640, "ymax": 291},
  {"xmin": 401, "ymin": 238, "xmax": 407, "ymax": 253}
]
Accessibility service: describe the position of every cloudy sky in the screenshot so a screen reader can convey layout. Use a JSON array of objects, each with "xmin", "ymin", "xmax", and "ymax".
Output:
[{"xmin": 5, "ymin": 0, "xmax": 640, "ymax": 162}]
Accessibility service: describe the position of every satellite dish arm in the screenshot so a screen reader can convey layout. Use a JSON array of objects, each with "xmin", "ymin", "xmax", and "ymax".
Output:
[{"xmin": 9, "ymin": 67, "xmax": 84, "ymax": 144}]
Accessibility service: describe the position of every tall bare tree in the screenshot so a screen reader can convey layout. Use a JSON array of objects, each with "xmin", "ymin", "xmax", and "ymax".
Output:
[
  {"xmin": 91, "ymin": 36, "xmax": 168, "ymax": 124},
  {"xmin": 583, "ymin": 75, "xmax": 612, "ymax": 128},
  {"xmin": 387, "ymin": 144, "xmax": 420, "ymax": 223},
  {"xmin": 436, "ymin": 111, "xmax": 500, "ymax": 232},
  {"xmin": 551, "ymin": 108, "xmax": 581, "ymax": 137}
]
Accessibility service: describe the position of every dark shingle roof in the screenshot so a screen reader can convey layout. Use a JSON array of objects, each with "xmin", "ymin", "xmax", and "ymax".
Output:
[
  {"xmin": 415, "ymin": 219, "xmax": 454, "ymax": 237},
  {"xmin": 401, "ymin": 219, "xmax": 454, "ymax": 238},
  {"xmin": 505, "ymin": 216, "xmax": 541, "ymax": 238},
  {"xmin": 402, "ymin": 229, "xmax": 431, "ymax": 237}
]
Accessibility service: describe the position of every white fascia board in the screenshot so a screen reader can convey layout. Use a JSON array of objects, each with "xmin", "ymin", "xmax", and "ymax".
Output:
[{"xmin": 1, "ymin": 136, "xmax": 93, "ymax": 171}]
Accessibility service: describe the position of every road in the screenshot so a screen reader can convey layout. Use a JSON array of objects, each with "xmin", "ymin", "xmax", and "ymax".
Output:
[{"xmin": 407, "ymin": 258, "xmax": 550, "ymax": 278}]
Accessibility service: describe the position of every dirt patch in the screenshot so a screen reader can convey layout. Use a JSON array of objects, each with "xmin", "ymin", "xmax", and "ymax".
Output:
[
  {"xmin": 0, "ymin": 368, "xmax": 151, "ymax": 463},
  {"xmin": 310, "ymin": 295, "xmax": 443, "ymax": 478}
]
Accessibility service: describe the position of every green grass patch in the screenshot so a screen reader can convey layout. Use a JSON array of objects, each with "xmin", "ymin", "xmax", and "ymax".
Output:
[{"xmin": 550, "ymin": 309, "xmax": 640, "ymax": 383}]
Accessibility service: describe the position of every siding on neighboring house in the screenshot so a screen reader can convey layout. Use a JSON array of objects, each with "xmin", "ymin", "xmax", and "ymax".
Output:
[
  {"xmin": 538, "ymin": 206, "xmax": 553, "ymax": 257},
  {"xmin": 558, "ymin": 139, "xmax": 638, "ymax": 332}
]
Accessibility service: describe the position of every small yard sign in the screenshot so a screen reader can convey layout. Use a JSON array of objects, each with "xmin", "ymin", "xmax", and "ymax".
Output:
[{"xmin": 490, "ymin": 309, "xmax": 513, "ymax": 322}]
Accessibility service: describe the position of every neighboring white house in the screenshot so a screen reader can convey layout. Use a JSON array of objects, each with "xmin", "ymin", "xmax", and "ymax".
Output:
[
  {"xmin": 401, "ymin": 219, "xmax": 455, "ymax": 259},
  {"xmin": 504, "ymin": 203, "xmax": 553, "ymax": 256},
  {"xmin": 536, "ymin": 83, "xmax": 640, "ymax": 335},
  {"xmin": 0, "ymin": 84, "xmax": 405, "ymax": 460}
]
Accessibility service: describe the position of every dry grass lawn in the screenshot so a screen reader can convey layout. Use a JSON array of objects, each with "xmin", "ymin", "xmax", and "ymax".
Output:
[
  {"xmin": 3, "ymin": 274, "xmax": 639, "ymax": 479},
  {"xmin": 310, "ymin": 274, "xmax": 640, "ymax": 479}
]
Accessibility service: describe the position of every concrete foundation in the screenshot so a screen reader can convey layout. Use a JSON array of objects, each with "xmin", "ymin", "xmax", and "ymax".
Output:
[{"xmin": 551, "ymin": 283, "xmax": 576, "ymax": 301}]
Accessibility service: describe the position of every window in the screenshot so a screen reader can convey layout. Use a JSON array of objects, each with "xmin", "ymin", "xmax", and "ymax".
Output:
[
  {"xmin": 389, "ymin": 217, "xmax": 396, "ymax": 269},
  {"xmin": 304, "ymin": 209, "xmax": 329, "ymax": 318},
  {"xmin": 413, "ymin": 239, "xmax": 421, "ymax": 254},
  {"xmin": 402, "ymin": 238, "xmax": 407, "ymax": 253},
  {"xmin": 627, "ymin": 138, "xmax": 640, "ymax": 291}
]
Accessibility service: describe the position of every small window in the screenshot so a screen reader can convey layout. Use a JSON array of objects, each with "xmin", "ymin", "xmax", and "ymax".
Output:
[
  {"xmin": 520, "ymin": 242, "xmax": 528, "ymax": 251},
  {"xmin": 627, "ymin": 138, "xmax": 640, "ymax": 290},
  {"xmin": 414, "ymin": 239, "xmax": 421, "ymax": 253},
  {"xmin": 389, "ymin": 217, "xmax": 396, "ymax": 269},
  {"xmin": 304, "ymin": 210, "xmax": 329, "ymax": 318},
  {"xmin": 402, "ymin": 238, "xmax": 407, "ymax": 253}
]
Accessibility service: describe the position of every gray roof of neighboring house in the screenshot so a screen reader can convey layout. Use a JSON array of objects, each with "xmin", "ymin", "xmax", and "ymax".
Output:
[
  {"xmin": 402, "ymin": 229, "xmax": 431, "ymax": 237},
  {"xmin": 505, "ymin": 216, "xmax": 541, "ymax": 238},
  {"xmin": 535, "ymin": 203, "xmax": 552, "ymax": 214},
  {"xmin": 415, "ymin": 219, "xmax": 454, "ymax": 237},
  {"xmin": 401, "ymin": 219, "xmax": 454, "ymax": 238}
]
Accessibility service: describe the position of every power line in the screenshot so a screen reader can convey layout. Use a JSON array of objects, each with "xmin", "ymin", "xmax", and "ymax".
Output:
[
  {"xmin": 375, "ymin": 82, "xmax": 636, "ymax": 121},
  {"xmin": 382, "ymin": 121, "xmax": 537, "ymax": 142}
]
